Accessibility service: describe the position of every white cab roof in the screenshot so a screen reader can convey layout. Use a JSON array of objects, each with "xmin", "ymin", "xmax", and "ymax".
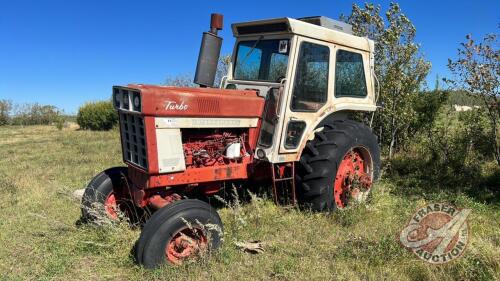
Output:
[{"xmin": 232, "ymin": 17, "xmax": 374, "ymax": 53}]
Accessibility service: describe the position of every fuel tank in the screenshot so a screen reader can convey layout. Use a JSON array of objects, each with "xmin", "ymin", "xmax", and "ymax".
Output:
[{"xmin": 127, "ymin": 84, "xmax": 264, "ymax": 118}]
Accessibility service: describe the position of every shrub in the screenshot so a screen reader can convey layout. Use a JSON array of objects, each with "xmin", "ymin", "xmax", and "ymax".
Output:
[
  {"xmin": 387, "ymin": 107, "xmax": 492, "ymax": 192},
  {"xmin": 55, "ymin": 116, "xmax": 64, "ymax": 130},
  {"xmin": 77, "ymin": 101, "xmax": 117, "ymax": 131}
]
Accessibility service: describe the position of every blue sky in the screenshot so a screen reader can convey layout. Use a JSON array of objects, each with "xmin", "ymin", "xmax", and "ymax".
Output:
[{"xmin": 0, "ymin": 0, "xmax": 498, "ymax": 114}]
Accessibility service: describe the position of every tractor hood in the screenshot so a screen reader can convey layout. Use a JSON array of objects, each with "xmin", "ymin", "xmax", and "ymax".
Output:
[{"xmin": 114, "ymin": 84, "xmax": 265, "ymax": 118}]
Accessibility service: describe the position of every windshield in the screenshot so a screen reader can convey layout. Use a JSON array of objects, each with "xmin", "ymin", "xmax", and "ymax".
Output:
[{"xmin": 233, "ymin": 39, "xmax": 289, "ymax": 82}]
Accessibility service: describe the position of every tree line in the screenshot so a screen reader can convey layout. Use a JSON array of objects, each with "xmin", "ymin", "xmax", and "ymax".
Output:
[{"xmin": 0, "ymin": 100, "xmax": 64, "ymax": 127}]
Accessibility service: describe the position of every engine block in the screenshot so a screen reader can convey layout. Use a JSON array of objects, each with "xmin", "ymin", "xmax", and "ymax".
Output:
[{"xmin": 182, "ymin": 129, "xmax": 249, "ymax": 169}]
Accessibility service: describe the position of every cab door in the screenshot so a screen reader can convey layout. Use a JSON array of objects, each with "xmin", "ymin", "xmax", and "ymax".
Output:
[{"xmin": 278, "ymin": 37, "xmax": 332, "ymax": 157}]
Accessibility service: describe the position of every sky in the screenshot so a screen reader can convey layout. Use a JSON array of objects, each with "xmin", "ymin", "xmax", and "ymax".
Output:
[{"xmin": 0, "ymin": 0, "xmax": 498, "ymax": 114}]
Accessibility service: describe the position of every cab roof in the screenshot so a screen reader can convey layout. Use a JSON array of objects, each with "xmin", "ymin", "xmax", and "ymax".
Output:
[{"xmin": 231, "ymin": 17, "xmax": 374, "ymax": 53}]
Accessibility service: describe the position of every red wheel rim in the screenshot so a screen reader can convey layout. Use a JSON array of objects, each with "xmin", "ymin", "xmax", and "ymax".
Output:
[
  {"xmin": 104, "ymin": 192, "xmax": 119, "ymax": 220},
  {"xmin": 165, "ymin": 227, "xmax": 208, "ymax": 265},
  {"xmin": 334, "ymin": 148, "xmax": 373, "ymax": 208}
]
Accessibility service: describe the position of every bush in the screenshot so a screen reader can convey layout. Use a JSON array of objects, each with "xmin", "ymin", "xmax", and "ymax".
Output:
[
  {"xmin": 77, "ymin": 101, "xmax": 117, "ymax": 131},
  {"xmin": 387, "ymin": 106, "xmax": 493, "ymax": 194},
  {"xmin": 55, "ymin": 116, "xmax": 64, "ymax": 130}
]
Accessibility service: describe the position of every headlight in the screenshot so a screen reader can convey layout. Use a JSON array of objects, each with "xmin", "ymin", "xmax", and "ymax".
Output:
[
  {"xmin": 256, "ymin": 148, "xmax": 266, "ymax": 159},
  {"xmin": 113, "ymin": 88, "xmax": 121, "ymax": 108},
  {"xmin": 114, "ymin": 94, "xmax": 121, "ymax": 107},
  {"xmin": 123, "ymin": 91, "xmax": 129, "ymax": 109},
  {"xmin": 132, "ymin": 92, "xmax": 141, "ymax": 111}
]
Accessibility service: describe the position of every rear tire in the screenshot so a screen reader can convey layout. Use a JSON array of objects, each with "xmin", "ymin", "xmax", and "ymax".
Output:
[
  {"xmin": 296, "ymin": 120, "xmax": 380, "ymax": 211},
  {"xmin": 81, "ymin": 167, "xmax": 128, "ymax": 222},
  {"xmin": 135, "ymin": 199, "xmax": 223, "ymax": 268}
]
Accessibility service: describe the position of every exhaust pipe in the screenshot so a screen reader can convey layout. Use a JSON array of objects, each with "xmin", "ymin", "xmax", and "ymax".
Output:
[{"xmin": 194, "ymin": 13, "xmax": 223, "ymax": 87}]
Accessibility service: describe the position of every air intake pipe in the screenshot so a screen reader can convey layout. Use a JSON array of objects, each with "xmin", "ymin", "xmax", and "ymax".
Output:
[{"xmin": 194, "ymin": 13, "xmax": 223, "ymax": 87}]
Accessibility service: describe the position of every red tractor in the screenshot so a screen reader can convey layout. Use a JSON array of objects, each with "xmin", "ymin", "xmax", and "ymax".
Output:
[{"xmin": 82, "ymin": 13, "xmax": 380, "ymax": 268}]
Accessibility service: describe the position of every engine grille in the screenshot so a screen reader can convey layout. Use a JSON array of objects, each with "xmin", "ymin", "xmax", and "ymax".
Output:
[{"xmin": 119, "ymin": 112, "xmax": 148, "ymax": 169}]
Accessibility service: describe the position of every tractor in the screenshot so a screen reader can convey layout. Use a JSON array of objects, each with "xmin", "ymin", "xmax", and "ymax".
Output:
[{"xmin": 81, "ymin": 13, "xmax": 380, "ymax": 268}]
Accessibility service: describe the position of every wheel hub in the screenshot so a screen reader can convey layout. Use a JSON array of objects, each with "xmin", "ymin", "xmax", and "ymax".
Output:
[
  {"xmin": 104, "ymin": 192, "xmax": 119, "ymax": 219},
  {"xmin": 166, "ymin": 228, "xmax": 208, "ymax": 264},
  {"xmin": 334, "ymin": 148, "xmax": 373, "ymax": 208}
]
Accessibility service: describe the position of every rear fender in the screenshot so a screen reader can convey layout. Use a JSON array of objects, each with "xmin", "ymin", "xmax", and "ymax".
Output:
[{"xmin": 295, "ymin": 110, "xmax": 351, "ymax": 159}]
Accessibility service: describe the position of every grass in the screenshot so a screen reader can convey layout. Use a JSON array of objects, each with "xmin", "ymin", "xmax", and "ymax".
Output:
[{"xmin": 0, "ymin": 125, "xmax": 498, "ymax": 281}]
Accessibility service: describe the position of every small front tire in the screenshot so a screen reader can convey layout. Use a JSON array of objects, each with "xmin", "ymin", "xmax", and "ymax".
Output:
[{"xmin": 135, "ymin": 199, "xmax": 223, "ymax": 268}]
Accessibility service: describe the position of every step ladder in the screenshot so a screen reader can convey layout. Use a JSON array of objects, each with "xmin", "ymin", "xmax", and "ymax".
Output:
[{"xmin": 270, "ymin": 162, "xmax": 297, "ymax": 206}]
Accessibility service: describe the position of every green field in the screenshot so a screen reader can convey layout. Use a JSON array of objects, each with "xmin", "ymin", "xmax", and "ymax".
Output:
[{"xmin": 0, "ymin": 125, "xmax": 498, "ymax": 280}]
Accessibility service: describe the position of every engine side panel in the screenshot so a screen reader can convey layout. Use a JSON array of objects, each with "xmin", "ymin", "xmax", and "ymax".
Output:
[{"xmin": 156, "ymin": 128, "xmax": 186, "ymax": 173}]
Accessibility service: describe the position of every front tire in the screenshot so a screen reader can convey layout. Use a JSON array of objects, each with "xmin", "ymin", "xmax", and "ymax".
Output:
[
  {"xmin": 81, "ymin": 167, "xmax": 128, "ymax": 222},
  {"xmin": 135, "ymin": 199, "xmax": 223, "ymax": 268},
  {"xmin": 296, "ymin": 120, "xmax": 380, "ymax": 211}
]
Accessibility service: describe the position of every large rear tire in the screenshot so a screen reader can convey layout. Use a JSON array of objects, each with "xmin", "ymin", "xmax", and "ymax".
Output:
[
  {"xmin": 135, "ymin": 199, "xmax": 223, "ymax": 268},
  {"xmin": 296, "ymin": 120, "xmax": 380, "ymax": 211},
  {"xmin": 81, "ymin": 167, "xmax": 128, "ymax": 222}
]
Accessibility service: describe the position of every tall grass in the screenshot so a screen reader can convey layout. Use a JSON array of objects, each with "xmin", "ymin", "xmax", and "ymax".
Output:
[{"xmin": 0, "ymin": 125, "xmax": 498, "ymax": 280}]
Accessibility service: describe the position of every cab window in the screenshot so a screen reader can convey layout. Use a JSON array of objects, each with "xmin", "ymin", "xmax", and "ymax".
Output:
[
  {"xmin": 291, "ymin": 42, "xmax": 329, "ymax": 112},
  {"xmin": 234, "ymin": 39, "xmax": 289, "ymax": 82},
  {"xmin": 334, "ymin": 50, "xmax": 367, "ymax": 97}
]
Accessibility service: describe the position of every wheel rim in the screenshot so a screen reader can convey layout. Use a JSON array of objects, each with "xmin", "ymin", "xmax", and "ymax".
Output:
[
  {"xmin": 334, "ymin": 147, "xmax": 373, "ymax": 208},
  {"xmin": 165, "ymin": 227, "xmax": 208, "ymax": 265},
  {"xmin": 104, "ymin": 192, "xmax": 119, "ymax": 220}
]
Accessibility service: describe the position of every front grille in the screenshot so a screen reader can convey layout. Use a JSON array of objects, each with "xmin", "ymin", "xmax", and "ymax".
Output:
[{"xmin": 119, "ymin": 112, "xmax": 148, "ymax": 169}]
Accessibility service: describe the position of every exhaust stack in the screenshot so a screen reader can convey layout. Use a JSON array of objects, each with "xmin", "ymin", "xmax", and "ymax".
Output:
[{"xmin": 194, "ymin": 13, "xmax": 223, "ymax": 87}]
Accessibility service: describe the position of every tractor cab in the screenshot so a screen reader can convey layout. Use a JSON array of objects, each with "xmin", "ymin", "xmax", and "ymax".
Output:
[{"xmin": 220, "ymin": 16, "xmax": 377, "ymax": 163}]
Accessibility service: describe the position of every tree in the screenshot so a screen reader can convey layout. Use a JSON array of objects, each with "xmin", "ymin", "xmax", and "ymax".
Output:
[
  {"xmin": 214, "ymin": 54, "xmax": 231, "ymax": 87},
  {"xmin": 9, "ymin": 102, "xmax": 61, "ymax": 126},
  {"xmin": 0, "ymin": 99, "xmax": 12, "ymax": 125},
  {"xmin": 164, "ymin": 74, "xmax": 196, "ymax": 87},
  {"xmin": 343, "ymin": 3, "xmax": 431, "ymax": 158},
  {"xmin": 446, "ymin": 33, "xmax": 500, "ymax": 165},
  {"xmin": 164, "ymin": 54, "xmax": 231, "ymax": 88},
  {"xmin": 435, "ymin": 74, "xmax": 440, "ymax": 91}
]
